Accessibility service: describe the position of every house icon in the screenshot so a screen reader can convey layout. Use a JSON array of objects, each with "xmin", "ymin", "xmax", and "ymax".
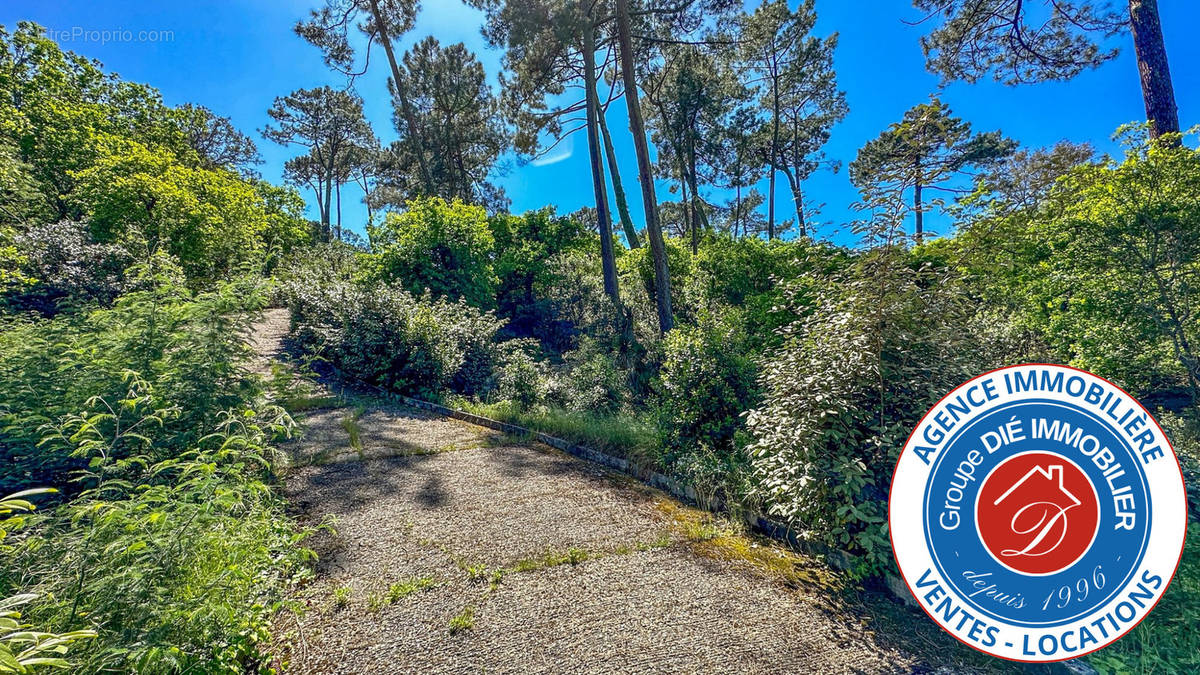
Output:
[{"xmin": 991, "ymin": 464, "xmax": 1082, "ymax": 559}]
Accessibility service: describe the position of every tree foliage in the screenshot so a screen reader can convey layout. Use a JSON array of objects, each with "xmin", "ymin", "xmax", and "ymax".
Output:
[
  {"xmin": 366, "ymin": 196, "xmax": 498, "ymax": 308},
  {"xmin": 850, "ymin": 98, "xmax": 1015, "ymax": 239},
  {"xmin": 376, "ymin": 38, "xmax": 509, "ymax": 212},
  {"xmin": 914, "ymin": 0, "xmax": 1125, "ymax": 84}
]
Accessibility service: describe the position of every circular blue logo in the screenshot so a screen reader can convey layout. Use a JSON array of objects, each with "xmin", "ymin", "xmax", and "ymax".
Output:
[{"xmin": 890, "ymin": 365, "xmax": 1187, "ymax": 662}]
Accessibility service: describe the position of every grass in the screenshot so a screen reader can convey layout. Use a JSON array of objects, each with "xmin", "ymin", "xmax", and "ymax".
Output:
[
  {"xmin": 332, "ymin": 586, "xmax": 352, "ymax": 609},
  {"xmin": 654, "ymin": 497, "xmax": 842, "ymax": 591},
  {"xmin": 268, "ymin": 361, "xmax": 342, "ymax": 412},
  {"xmin": 448, "ymin": 606, "xmax": 475, "ymax": 634},
  {"xmin": 453, "ymin": 399, "xmax": 657, "ymax": 464},
  {"xmin": 510, "ymin": 547, "xmax": 591, "ymax": 573},
  {"xmin": 341, "ymin": 407, "xmax": 365, "ymax": 459},
  {"xmin": 387, "ymin": 576, "xmax": 437, "ymax": 602},
  {"xmin": 366, "ymin": 592, "xmax": 385, "ymax": 613},
  {"xmin": 282, "ymin": 394, "xmax": 343, "ymax": 412}
]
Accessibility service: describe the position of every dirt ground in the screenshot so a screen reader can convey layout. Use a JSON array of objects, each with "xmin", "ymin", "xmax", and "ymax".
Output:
[{"xmin": 257, "ymin": 309, "xmax": 1027, "ymax": 674}]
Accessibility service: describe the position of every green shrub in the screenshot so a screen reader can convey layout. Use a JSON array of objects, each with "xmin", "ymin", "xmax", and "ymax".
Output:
[
  {"xmin": 70, "ymin": 137, "xmax": 302, "ymax": 287},
  {"xmin": 489, "ymin": 208, "xmax": 593, "ymax": 353},
  {"xmin": 1, "ymin": 490, "xmax": 96, "ymax": 673},
  {"xmin": 0, "ymin": 257, "xmax": 269, "ymax": 493},
  {"xmin": 1160, "ymin": 410, "xmax": 1200, "ymax": 522},
  {"xmin": 552, "ymin": 337, "xmax": 631, "ymax": 414},
  {"xmin": 496, "ymin": 345, "xmax": 548, "ymax": 409},
  {"xmin": 654, "ymin": 314, "xmax": 758, "ymax": 487},
  {"xmin": 281, "ymin": 272, "xmax": 506, "ymax": 400},
  {"xmin": 3, "ymin": 220, "xmax": 131, "ymax": 315},
  {"xmin": 0, "ymin": 267, "xmax": 312, "ymax": 673},
  {"xmin": 367, "ymin": 197, "xmax": 497, "ymax": 308},
  {"xmin": 2, "ymin": 393, "xmax": 311, "ymax": 673},
  {"xmin": 745, "ymin": 253, "xmax": 989, "ymax": 576}
]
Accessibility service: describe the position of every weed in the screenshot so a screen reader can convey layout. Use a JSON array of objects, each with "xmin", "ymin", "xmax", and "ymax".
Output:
[
  {"xmin": 332, "ymin": 586, "xmax": 352, "ymax": 609},
  {"xmin": 510, "ymin": 547, "xmax": 591, "ymax": 573},
  {"xmin": 448, "ymin": 606, "xmax": 475, "ymax": 634},
  {"xmin": 453, "ymin": 399, "xmax": 655, "ymax": 463},
  {"xmin": 367, "ymin": 592, "xmax": 385, "ymax": 613},
  {"xmin": 462, "ymin": 562, "xmax": 491, "ymax": 584},
  {"xmin": 341, "ymin": 407, "xmax": 365, "ymax": 459},
  {"xmin": 386, "ymin": 576, "xmax": 436, "ymax": 603},
  {"xmin": 488, "ymin": 569, "xmax": 505, "ymax": 589}
]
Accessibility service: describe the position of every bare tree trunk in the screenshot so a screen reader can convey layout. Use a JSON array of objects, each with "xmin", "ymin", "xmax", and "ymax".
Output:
[
  {"xmin": 686, "ymin": 143, "xmax": 705, "ymax": 253},
  {"xmin": 913, "ymin": 183, "xmax": 924, "ymax": 243},
  {"xmin": 782, "ymin": 166, "xmax": 805, "ymax": 238},
  {"xmin": 672, "ymin": 141, "xmax": 692, "ymax": 240},
  {"xmin": 582, "ymin": 9, "xmax": 620, "ymax": 303},
  {"xmin": 735, "ymin": 182, "xmax": 742, "ymax": 238},
  {"xmin": 356, "ymin": 170, "xmax": 375, "ymax": 225},
  {"xmin": 598, "ymin": 107, "xmax": 640, "ymax": 248},
  {"xmin": 367, "ymin": 0, "xmax": 434, "ymax": 193},
  {"xmin": 1128, "ymin": 0, "xmax": 1179, "ymax": 142},
  {"xmin": 616, "ymin": 0, "xmax": 673, "ymax": 334},
  {"xmin": 768, "ymin": 73, "xmax": 780, "ymax": 240},
  {"xmin": 336, "ymin": 180, "xmax": 343, "ymax": 241},
  {"xmin": 323, "ymin": 171, "xmax": 334, "ymax": 239}
]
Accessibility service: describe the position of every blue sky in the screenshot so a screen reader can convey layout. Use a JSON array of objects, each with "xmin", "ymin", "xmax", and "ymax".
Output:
[{"xmin": 2, "ymin": 1, "xmax": 1196, "ymax": 246}]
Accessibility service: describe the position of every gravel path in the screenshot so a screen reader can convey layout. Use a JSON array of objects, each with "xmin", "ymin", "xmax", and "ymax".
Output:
[{"xmin": 255, "ymin": 309, "xmax": 1009, "ymax": 674}]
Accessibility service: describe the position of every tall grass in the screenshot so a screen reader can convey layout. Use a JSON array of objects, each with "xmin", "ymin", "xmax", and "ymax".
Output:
[{"xmin": 453, "ymin": 399, "xmax": 656, "ymax": 464}]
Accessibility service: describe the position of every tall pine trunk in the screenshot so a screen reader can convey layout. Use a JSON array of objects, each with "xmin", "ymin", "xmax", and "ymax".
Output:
[
  {"xmin": 367, "ymin": 0, "xmax": 434, "ymax": 193},
  {"xmin": 1128, "ymin": 0, "xmax": 1179, "ymax": 141},
  {"xmin": 322, "ymin": 168, "xmax": 334, "ymax": 240},
  {"xmin": 686, "ymin": 139, "xmax": 705, "ymax": 253},
  {"xmin": 768, "ymin": 70, "xmax": 780, "ymax": 240},
  {"xmin": 616, "ymin": 0, "xmax": 673, "ymax": 334},
  {"xmin": 581, "ymin": 10, "xmax": 620, "ymax": 303},
  {"xmin": 598, "ymin": 107, "xmax": 640, "ymax": 248},
  {"xmin": 913, "ymin": 177, "xmax": 924, "ymax": 243},
  {"xmin": 782, "ymin": 167, "xmax": 805, "ymax": 238}
]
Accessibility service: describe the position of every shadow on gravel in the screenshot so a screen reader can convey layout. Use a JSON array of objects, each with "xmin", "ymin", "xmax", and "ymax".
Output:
[{"xmin": 288, "ymin": 454, "xmax": 446, "ymax": 516}]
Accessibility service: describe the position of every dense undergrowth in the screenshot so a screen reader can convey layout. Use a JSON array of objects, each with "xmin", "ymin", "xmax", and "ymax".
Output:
[
  {"xmin": 0, "ymin": 261, "xmax": 313, "ymax": 673},
  {"xmin": 278, "ymin": 132, "xmax": 1200, "ymax": 673}
]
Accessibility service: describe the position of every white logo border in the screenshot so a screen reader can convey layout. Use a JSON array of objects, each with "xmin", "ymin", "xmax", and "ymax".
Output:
[{"xmin": 889, "ymin": 364, "xmax": 1188, "ymax": 663}]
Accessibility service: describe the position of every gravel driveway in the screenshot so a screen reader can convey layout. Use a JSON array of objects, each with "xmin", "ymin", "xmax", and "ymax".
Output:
[{"xmin": 255, "ymin": 310, "xmax": 1012, "ymax": 674}]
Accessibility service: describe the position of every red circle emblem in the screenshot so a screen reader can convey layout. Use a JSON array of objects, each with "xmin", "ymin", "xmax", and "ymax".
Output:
[{"xmin": 975, "ymin": 451, "xmax": 1100, "ymax": 576}]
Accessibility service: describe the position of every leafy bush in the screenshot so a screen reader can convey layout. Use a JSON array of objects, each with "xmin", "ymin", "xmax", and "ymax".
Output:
[
  {"xmin": 496, "ymin": 344, "xmax": 548, "ymax": 409},
  {"xmin": 1, "ymin": 490, "xmax": 96, "ymax": 673},
  {"xmin": 489, "ymin": 208, "xmax": 592, "ymax": 353},
  {"xmin": 282, "ymin": 272, "xmax": 506, "ymax": 400},
  {"xmin": 2, "ymin": 220, "xmax": 131, "ymax": 315},
  {"xmin": 745, "ymin": 252, "xmax": 989, "ymax": 576},
  {"xmin": 654, "ymin": 314, "xmax": 758, "ymax": 488},
  {"xmin": 2, "ymin": 392, "xmax": 311, "ymax": 673},
  {"xmin": 955, "ymin": 127, "xmax": 1200, "ymax": 396},
  {"xmin": 542, "ymin": 250, "xmax": 628, "ymax": 352},
  {"xmin": 366, "ymin": 197, "xmax": 497, "ymax": 308},
  {"xmin": 1159, "ymin": 410, "xmax": 1200, "ymax": 521},
  {"xmin": 552, "ymin": 338, "xmax": 631, "ymax": 414},
  {"xmin": 0, "ymin": 257, "xmax": 269, "ymax": 493},
  {"xmin": 0, "ymin": 267, "xmax": 311, "ymax": 672}
]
